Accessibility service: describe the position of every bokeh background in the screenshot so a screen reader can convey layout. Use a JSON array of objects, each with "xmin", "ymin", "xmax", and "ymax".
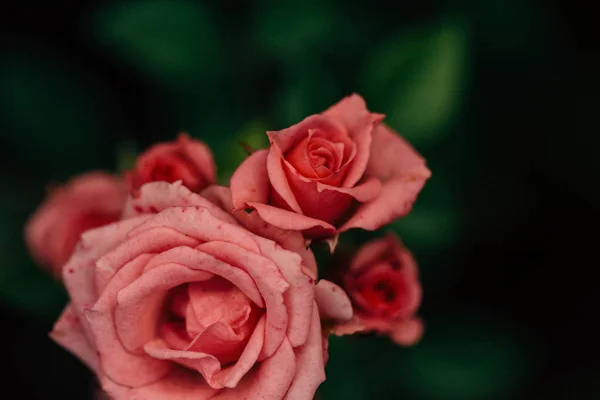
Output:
[{"xmin": 1, "ymin": 0, "xmax": 597, "ymax": 399}]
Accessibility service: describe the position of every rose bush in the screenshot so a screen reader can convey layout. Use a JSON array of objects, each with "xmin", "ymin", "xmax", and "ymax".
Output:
[{"xmin": 231, "ymin": 94, "xmax": 431, "ymax": 240}]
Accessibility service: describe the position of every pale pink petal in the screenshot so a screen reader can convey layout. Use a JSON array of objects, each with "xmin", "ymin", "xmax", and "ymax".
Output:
[
  {"xmin": 340, "ymin": 124, "xmax": 431, "ymax": 232},
  {"xmin": 50, "ymin": 305, "xmax": 98, "ymax": 372},
  {"xmin": 123, "ymin": 181, "xmax": 237, "ymax": 224},
  {"xmin": 63, "ymin": 216, "xmax": 150, "ymax": 339},
  {"xmin": 213, "ymin": 339, "xmax": 296, "ymax": 400},
  {"xmin": 284, "ymin": 304, "xmax": 326, "ymax": 400},
  {"xmin": 114, "ymin": 261, "xmax": 214, "ymax": 353},
  {"xmin": 202, "ymin": 185, "xmax": 318, "ymax": 278},
  {"xmin": 179, "ymin": 133, "xmax": 216, "ymax": 184},
  {"xmin": 138, "ymin": 246, "xmax": 264, "ymax": 306},
  {"xmin": 95, "ymin": 226, "xmax": 200, "ymax": 293},
  {"xmin": 197, "ymin": 241, "xmax": 289, "ymax": 358},
  {"xmin": 323, "ymin": 94, "xmax": 385, "ymax": 187},
  {"xmin": 230, "ymin": 149, "xmax": 270, "ymax": 210},
  {"xmin": 331, "ymin": 316, "xmax": 367, "ymax": 336},
  {"xmin": 253, "ymin": 237, "xmax": 315, "ymax": 347},
  {"xmin": 128, "ymin": 207, "xmax": 260, "ymax": 254},
  {"xmin": 101, "ymin": 368, "xmax": 219, "ymax": 400},
  {"xmin": 315, "ymin": 280, "xmax": 353, "ymax": 322},
  {"xmin": 85, "ymin": 254, "xmax": 172, "ymax": 387}
]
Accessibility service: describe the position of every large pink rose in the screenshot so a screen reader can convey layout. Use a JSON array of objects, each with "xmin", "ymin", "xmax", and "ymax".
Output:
[
  {"xmin": 231, "ymin": 94, "xmax": 431, "ymax": 240},
  {"xmin": 51, "ymin": 181, "xmax": 349, "ymax": 399},
  {"xmin": 25, "ymin": 172, "xmax": 126, "ymax": 277},
  {"xmin": 329, "ymin": 234, "xmax": 423, "ymax": 346},
  {"xmin": 125, "ymin": 133, "xmax": 216, "ymax": 195}
]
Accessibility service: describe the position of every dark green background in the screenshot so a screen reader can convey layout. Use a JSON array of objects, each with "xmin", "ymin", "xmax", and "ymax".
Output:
[{"xmin": 1, "ymin": 0, "xmax": 597, "ymax": 398}]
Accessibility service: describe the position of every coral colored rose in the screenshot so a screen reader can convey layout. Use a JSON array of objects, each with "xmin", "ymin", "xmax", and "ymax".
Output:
[
  {"xmin": 125, "ymin": 133, "xmax": 216, "ymax": 195},
  {"xmin": 330, "ymin": 234, "xmax": 423, "ymax": 346},
  {"xmin": 25, "ymin": 172, "xmax": 126, "ymax": 276},
  {"xmin": 51, "ymin": 182, "xmax": 350, "ymax": 400},
  {"xmin": 231, "ymin": 94, "xmax": 431, "ymax": 240}
]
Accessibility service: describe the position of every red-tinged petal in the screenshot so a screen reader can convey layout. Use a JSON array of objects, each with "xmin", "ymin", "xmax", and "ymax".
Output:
[
  {"xmin": 389, "ymin": 317, "xmax": 424, "ymax": 346},
  {"xmin": 267, "ymin": 143, "xmax": 303, "ymax": 213},
  {"xmin": 230, "ymin": 149, "xmax": 270, "ymax": 210},
  {"xmin": 248, "ymin": 202, "xmax": 336, "ymax": 237},
  {"xmin": 267, "ymin": 114, "xmax": 348, "ymax": 154},
  {"xmin": 340, "ymin": 124, "xmax": 431, "ymax": 232},
  {"xmin": 178, "ymin": 133, "xmax": 216, "ymax": 184}
]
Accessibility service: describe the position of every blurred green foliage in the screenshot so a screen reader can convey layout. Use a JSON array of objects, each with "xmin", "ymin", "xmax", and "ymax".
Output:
[{"xmin": 1, "ymin": 0, "xmax": 595, "ymax": 398}]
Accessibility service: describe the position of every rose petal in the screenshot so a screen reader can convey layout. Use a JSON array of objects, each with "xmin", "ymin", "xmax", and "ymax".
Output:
[
  {"xmin": 267, "ymin": 142, "xmax": 303, "ymax": 213},
  {"xmin": 95, "ymin": 226, "xmax": 200, "ymax": 293},
  {"xmin": 267, "ymin": 114, "xmax": 348, "ymax": 154},
  {"xmin": 197, "ymin": 241, "xmax": 289, "ymax": 358},
  {"xmin": 114, "ymin": 260, "xmax": 214, "ymax": 353},
  {"xmin": 389, "ymin": 317, "xmax": 424, "ymax": 346},
  {"xmin": 315, "ymin": 280, "xmax": 353, "ymax": 321},
  {"xmin": 340, "ymin": 124, "xmax": 431, "ymax": 231},
  {"xmin": 101, "ymin": 368, "xmax": 219, "ymax": 400},
  {"xmin": 230, "ymin": 149, "xmax": 271, "ymax": 210},
  {"xmin": 128, "ymin": 207, "xmax": 260, "ymax": 254},
  {"xmin": 50, "ymin": 305, "xmax": 99, "ymax": 372},
  {"xmin": 349, "ymin": 235, "xmax": 392, "ymax": 274},
  {"xmin": 202, "ymin": 185, "xmax": 318, "ymax": 278},
  {"xmin": 123, "ymin": 181, "xmax": 237, "ymax": 224},
  {"xmin": 86, "ymin": 254, "xmax": 172, "ymax": 387},
  {"xmin": 253, "ymin": 238, "xmax": 315, "ymax": 347},
  {"xmin": 248, "ymin": 202, "xmax": 336, "ymax": 237},
  {"xmin": 323, "ymin": 94, "xmax": 385, "ymax": 187},
  {"xmin": 284, "ymin": 304, "xmax": 326, "ymax": 400},
  {"xmin": 179, "ymin": 133, "xmax": 216, "ymax": 184},
  {"xmin": 212, "ymin": 339, "xmax": 296, "ymax": 400}
]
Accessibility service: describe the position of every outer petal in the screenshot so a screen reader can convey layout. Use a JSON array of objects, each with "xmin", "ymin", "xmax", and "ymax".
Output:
[
  {"xmin": 101, "ymin": 369, "xmax": 219, "ymax": 400},
  {"xmin": 340, "ymin": 124, "xmax": 431, "ymax": 232},
  {"xmin": 315, "ymin": 280, "xmax": 353, "ymax": 322},
  {"xmin": 322, "ymin": 94, "xmax": 385, "ymax": 187},
  {"xmin": 389, "ymin": 317, "xmax": 424, "ymax": 346},
  {"xmin": 284, "ymin": 304, "xmax": 326, "ymax": 400},
  {"xmin": 123, "ymin": 181, "xmax": 236, "ymax": 225},
  {"xmin": 212, "ymin": 339, "xmax": 296, "ymax": 400},
  {"xmin": 230, "ymin": 149, "xmax": 270, "ymax": 210},
  {"xmin": 248, "ymin": 202, "xmax": 336, "ymax": 238},
  {"xmin": 179, "ymin": 133, "xmax": 216, "ymax": 184},
  {"xmin": 267, "ymin": 143, "xmax": 303, "ymax": 213},
  {"xmin": 202, "ymin": 185, "xmax": 318, "ymax": 278},
  {"xmin": 50, "ymin": 305, "xmax": 99, "ymax": 372}
]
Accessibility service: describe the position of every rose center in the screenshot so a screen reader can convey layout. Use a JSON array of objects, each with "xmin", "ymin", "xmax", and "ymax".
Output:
[{"xmin": 161, "ymin": 277, "xmax": 260, "ymax": 366}]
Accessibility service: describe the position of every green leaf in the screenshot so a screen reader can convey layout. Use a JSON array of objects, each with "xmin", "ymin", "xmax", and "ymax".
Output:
[
  {"xmin": 362, "ymin": 16, "xmax": 469, "ymax": 148},
  {"xmin": 90, "ymin": 0, "xmax": 220, "ymax": 92}
]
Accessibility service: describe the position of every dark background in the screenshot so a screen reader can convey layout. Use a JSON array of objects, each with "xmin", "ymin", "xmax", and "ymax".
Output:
[{"xmin": 1, "ymin": 0, "xmax": 597, "ymax": 399}]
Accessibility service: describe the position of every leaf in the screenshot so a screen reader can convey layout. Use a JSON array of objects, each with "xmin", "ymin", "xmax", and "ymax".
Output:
[
  {"xmin": 362, "ymin": 16, "xmax": 469, "ymax": 148},
  {"xmin": 90, "ymin": 0, "xmax": 220, "ymax": 92}
]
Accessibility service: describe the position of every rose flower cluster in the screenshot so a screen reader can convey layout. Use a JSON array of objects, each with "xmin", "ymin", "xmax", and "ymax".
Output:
[{"xmin": 25, "ymin": 95, "xmax": 430, "ymax": 400}]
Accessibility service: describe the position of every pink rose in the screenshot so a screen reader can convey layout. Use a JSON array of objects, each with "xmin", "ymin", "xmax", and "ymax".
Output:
[
  {"xmin": 331, "ymin": 234, "xmax": 423, "ymax": 346},
  {"xmin": 25, "ymin": 172, "xmax": 126, "ymax": 277},
  {"xmin": 125, "ymin": 133, "xmax": 216, "ymax": 195},
  {"xmin": 51, "ymin": 181, "xmax": 349, "ymax": 400},
  {"xmin": 231, "ymin": 94, "xmax": 431, "ymax": 240}
]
